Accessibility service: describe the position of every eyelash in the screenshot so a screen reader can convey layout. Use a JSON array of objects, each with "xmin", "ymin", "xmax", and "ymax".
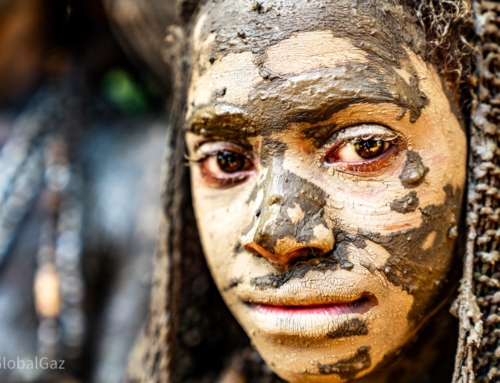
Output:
[
  {"xmin": 189, "ymin": 126, "xmax": 404, "ymax": 187},
  {"xmin": 326, "ymin": 142, "xmax": 399, "ymax": 173},
  {"xmin": 322, "ymin": 127, "xmax": 404, "ymax": 174},
  {"xmin": 188, "ymin": 144, "xmax": 255, "ymax": 187}
]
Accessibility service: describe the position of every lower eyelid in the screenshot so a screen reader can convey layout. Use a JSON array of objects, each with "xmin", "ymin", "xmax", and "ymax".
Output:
[
  {"xmin": 198, "ymin": 154, "xmax": 256, "ymax": 187},
  {"xmin": 200, "ymin": 169, "xmax": 253, "ymax": 188}
]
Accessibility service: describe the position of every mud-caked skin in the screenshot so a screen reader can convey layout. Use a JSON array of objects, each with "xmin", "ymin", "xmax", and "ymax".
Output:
[
  {"xmin": 317, "ymin": 346, "xmax": 371, "ymax": 379},
  {"xmin": 390, "ymin": 191, "xmax": 420, "ymax": 213},
  {"xmin": 185, "ymin": 1, "xmax": 467, "ymax": 382}
]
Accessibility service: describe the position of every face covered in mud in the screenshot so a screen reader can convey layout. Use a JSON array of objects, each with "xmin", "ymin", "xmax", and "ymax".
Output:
[{"xmin": 185, "ymin": 0, "xmax": 466, "ymax": 381}]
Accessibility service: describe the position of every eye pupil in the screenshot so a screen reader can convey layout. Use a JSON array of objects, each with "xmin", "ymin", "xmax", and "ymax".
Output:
[
  {"xmin": 217, "ymin": 151, "xmax": 245, "ymax": 173},
  {"xmin": 353, "ymin": 139, "xmax": 385, "ymax": 159}
]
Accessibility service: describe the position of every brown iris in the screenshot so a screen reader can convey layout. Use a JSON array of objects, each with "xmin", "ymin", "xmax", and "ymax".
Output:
[
  {"xmin": 353, "ymin": 139, "xmax": 385, "ymax": 159},
  {"xmin": 216, "ymin": 151, "xmax": 246, "ymax": 173}
]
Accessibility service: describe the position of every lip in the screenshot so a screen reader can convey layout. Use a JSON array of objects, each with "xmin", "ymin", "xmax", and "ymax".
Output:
[
  {"xmin": 234, "ymin": 274, "xmax": 383, "ymax": 337},
  {"xmin": 239, "ymin": 293, "xmax": 378, "ymax": 338},
  {"xmin": 236, "ymin": 275, "xmax": 378, "ymax": 307},
  {"xmin": 248, "ymin": 294, "xmax": 377, "ymax": 316}
]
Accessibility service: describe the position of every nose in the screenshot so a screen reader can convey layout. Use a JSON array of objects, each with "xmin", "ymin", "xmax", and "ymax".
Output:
[
  {"xmin": 244, "ymin": 239, "xmax": 333, "ymax": 269},
  {"xmin": 241, "ymin": 167, "xmax": 334, "ymax": 270}
]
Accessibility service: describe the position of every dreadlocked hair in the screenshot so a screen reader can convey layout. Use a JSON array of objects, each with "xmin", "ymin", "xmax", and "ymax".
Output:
[{"xmin": 406, "ymin": 0, "xmax": 472, "ymax": 82}]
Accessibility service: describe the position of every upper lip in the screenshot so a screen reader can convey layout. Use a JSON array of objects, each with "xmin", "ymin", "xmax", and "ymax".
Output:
[{"xmin": 237, "ymin": 280, "xmax": 374, "ymax": 307}]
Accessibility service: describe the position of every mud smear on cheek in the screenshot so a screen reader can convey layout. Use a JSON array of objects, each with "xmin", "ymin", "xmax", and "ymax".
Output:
[
  {"xmin": 360, "ymin": 184, "xmax": 461, "ymax": 323},
  {"xmin": 390, "ymin": 191, "xmax": 419, "ymax": 213},
  {"xmin": 222, "ymin": 278, "xmax": 242, "ymax": 292},
  {"xmin": 333, "ymin": 233, "xmax": 366, "ymax": 270},
  {"xmin": 242, "ymin": 139, "xmax": 331, "ymax": 255},
  {"xmin": 317, "ymin": 346, "xmax": 371, "ymax": 379},
  {"xmin": 399, "ymin": 151, "xmax": 429, "ymax": 188},
  {"xmin": 327, "ymin": 318, "xmax": 368, "ymax": 338}
]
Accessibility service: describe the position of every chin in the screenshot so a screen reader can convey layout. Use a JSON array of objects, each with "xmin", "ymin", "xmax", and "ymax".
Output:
[
  {"xmin": 253, "ymin": 339, "xmax": 376, "ymax": 383},
  {"xmin": 224, "ymin": 275, "xmax": 418, "ymax": 382}
]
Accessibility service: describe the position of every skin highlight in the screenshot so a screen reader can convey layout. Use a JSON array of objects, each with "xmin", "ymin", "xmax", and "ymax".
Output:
[{"xmin": 185, "ymin": 1, "xmax": 467, "ymax": 382}]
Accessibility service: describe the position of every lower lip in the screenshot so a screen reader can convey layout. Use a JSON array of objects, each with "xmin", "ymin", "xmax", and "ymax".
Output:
[{"xmin": 251, "ymin": 296, "xmax": 376, "ymax": 316}]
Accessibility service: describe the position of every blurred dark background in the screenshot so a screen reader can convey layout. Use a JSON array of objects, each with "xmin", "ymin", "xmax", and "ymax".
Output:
[
  {"xmin": 0, "ymin": 0, "xmax": 170, "ymax": 110},
  {"xmin": 0, "ymin": 0, "xmax": 174, "ymax": 382}
]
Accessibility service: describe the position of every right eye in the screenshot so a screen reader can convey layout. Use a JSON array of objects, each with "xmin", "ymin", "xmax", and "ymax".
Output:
[
  {"xmin": 214, "ymin": 151, "xmax": 249, "ymax": 173},
  {"xmin": 195, "ymin": 143, "xmax": 255, "ymax": 187}
]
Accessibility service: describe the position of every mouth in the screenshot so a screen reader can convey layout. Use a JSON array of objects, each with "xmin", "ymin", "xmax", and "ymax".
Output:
[{"xmin": 248, "ymin": 294, "xmax": 377, "ymax": 316}]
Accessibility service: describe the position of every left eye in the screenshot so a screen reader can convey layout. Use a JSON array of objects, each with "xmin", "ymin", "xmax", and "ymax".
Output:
[
  {"xmin": 336, "ymin": 139, "xmax": 391, "ymax": 161},
  {"xmin": 322, "ymin": 124, "xmax": 402, "ymax": 173}
]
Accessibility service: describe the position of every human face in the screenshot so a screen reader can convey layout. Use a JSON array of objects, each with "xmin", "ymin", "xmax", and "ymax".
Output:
[{"xmin": 185, "ymin": 1, "xmax": 466, "ymax": 382}]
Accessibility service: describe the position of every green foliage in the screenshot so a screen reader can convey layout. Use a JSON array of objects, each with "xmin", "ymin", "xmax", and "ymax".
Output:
[{"xmin": 102, "ymin": 69, "xmax": 149, "ymax": 113}]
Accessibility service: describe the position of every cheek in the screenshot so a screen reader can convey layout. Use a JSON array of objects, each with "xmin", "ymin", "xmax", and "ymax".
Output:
[
  {"xmin": 190, "ymin": 165, "xmax": 256, "ymax": 282},
  {"xmin": 280, "ymin": 135, "xmax": 464, "ymax": 236},
  {"xmin": 280, "ymin": 153, "xmax": 422, "ymax": 235},
  {"xmin": 279, "ymin": 138, "xmax": 463, "ymax": 320}
]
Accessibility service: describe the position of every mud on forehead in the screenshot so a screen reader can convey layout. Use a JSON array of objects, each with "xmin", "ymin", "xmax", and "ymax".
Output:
[
  {"xmin": 188, "ymin": 0, "xmax": 430, "ymax": 137},
  {"xmin": 195, "ymin": 0, "xmax": 427, "ymax": 64},
  {"xmin": 188, "ymin": 62, "xmax": 428, "ymax": 138}
]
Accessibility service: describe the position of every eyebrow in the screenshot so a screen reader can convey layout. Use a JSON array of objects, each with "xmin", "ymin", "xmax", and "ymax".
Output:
[
  {"xmin": 186, "ymin": 106, "xmax": 256, "ymax": 141},
  {"xmin": 249, "ymin": 64, "xmax": 428, "ymax": 126},
  {"xmin": 186, "ymin": 63, "xmax": 428, "ymax": 139}
]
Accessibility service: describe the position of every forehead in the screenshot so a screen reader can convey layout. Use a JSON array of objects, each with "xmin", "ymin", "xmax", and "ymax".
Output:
[
  {"xmin": 186, "ymin": 0, "xmax": 436, "ymax": 134},
  {"xmin": 193, "ymin": 0, "xmax": 426, "ymax": 60}
]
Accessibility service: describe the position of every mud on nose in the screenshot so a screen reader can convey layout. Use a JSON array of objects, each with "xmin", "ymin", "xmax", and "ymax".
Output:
[
  {"xmin": 240, "ymin": 144, "xmax": 334, "ymax": 269},
  {"xmin": 244, "ymin": 240, "xmax": 333, "ymax": 269},
  {"xmin": 242, "ymin": 194, "xmax": 334, "ymax": 269}
]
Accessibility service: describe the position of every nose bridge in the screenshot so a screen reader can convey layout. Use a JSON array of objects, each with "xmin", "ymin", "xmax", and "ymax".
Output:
[
  {"xmin": 254, "ymin": 169, "xmax": 291, "ymax": 249},
  {"xmin": 243, "ymin": 155, "xmax": 334, "ymax": 266}
]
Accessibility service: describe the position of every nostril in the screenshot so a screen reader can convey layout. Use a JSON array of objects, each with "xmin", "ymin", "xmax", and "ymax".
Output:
[
  {"xmin": 243, "ymin": 241, "xmax": 333, "ymax": 270},
  {"xmin": 244, "ymin": 243, "xmax": 260, "ymax": 255},
  {"xmin": 307, "ymin": 246, "xmax": 328, "ymax": 257},
  {"xmin": 254, "ymin": 229, "xmax": 272, "ymax": 244},
  {"xmin": 286, "ymin": 246, "xmax": 328, "ymax": 263},
  {"xmin": 244, "ymin": 243, "xmax": 276, "ymax": 260}
]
